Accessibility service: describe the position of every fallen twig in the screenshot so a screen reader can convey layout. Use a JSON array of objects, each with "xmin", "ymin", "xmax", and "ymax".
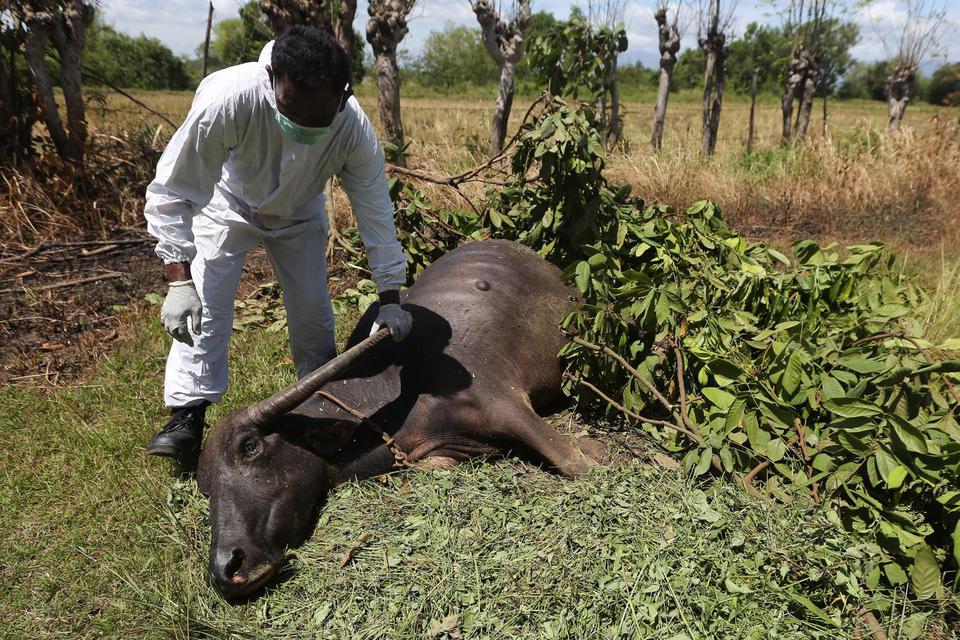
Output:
[
  {"xmin": 0, "ymin": 272, "xmax": 124, "ymax": 295},
  {"xmin": 80, "ymin": 64, "xmax": 178, "ymax": 128},
  {"xmin": 18, "ymin": 238, "xmax": 149, "ymax": 260},
  {"xmin": 742, "ymin": 460, "xmax": 772, "ymax": 496},
  {"xmin": 571, "ymin": 336, "xmax": 676, "ymax": 411},
  {"xmin": 859, "ymin": 609, "xmax": 887, "ymax": 640},
  {"xmin": 568, "ymin": 373, "xmax": 703, "ymax": 445},
  {"xmin": 385, "ymin": 94, "xmax": 548, "ymax": 188},
  {"xmin": 338, "ymin": 532, "xmax": 373, "ymax": 568}
]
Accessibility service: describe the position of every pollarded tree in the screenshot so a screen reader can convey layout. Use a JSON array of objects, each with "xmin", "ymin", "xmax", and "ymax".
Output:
[
  {"xmin": 259, "ymin": 0, "xmax": 357, "ymax": 63},
  {"xmin": 367, "ymin": 0, "xmax": 416, "ymax": 165},
  {"xmin": 471, "ymin": 0, "xmax": 532, "ymax": 156},
  {"xmin": 19, "ymin": 0, "xmax": 95, "ymax": 165},
  {"xmin": 863, "ymin": 0, "xmax": 949, "ymax": 130},
  {"xmin": 698, "ymin": 0, "xmax": 730, "ymax": 157},
  {"xmin": 585, "ymin": 0, "xmax": 627, "ymax": 146},
  {"xmin": 780, "ymin": 0, "xmax": 833, "ymax": 142},
  {"xmin": 651, "ymin": 0, "xmax": 682, "ymax": 151}
]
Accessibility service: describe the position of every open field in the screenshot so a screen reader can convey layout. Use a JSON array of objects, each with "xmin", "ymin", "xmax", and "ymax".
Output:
[
  {"xmin": 80, "ymin": 86, "xmax": 960, "ymax": 254},
  {"xmin": 2, "ymin": 88, "xmax": 960, "ymax": 637}
]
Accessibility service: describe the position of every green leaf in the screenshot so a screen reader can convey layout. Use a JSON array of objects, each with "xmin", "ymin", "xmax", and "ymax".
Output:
[
  {"xmin": 835, "ymin": 357, "xmax": 889, "ymax": 374},
  {"xmin": 782, "ymin": 349, "xmax": 805, "ymax": 394},
  {"xmin": 886, "ymin": 465, "xmax": 909, "ymax": 490},
  {"xmin": 574, "ymin": 261, "xmax": 590, "ymax": 293},
  {"xmin": 911, "ymin": 544, "xmax": 940, "ymax": 600},
  {"xmin": 823, "ymin": 397, "xmax": 883, "ymax": 418},
  {"xmin": 702, "ymin": 387, "xmax": 735, "ymax": 411},
  {"xmin": 884, "ymin": 562, "xmax": 908, "ymax": 586},
  {"xmin": 953, "ymin": 524, "xmax": 960, "ymax": 570},
  {"xmin": 889, "ymin": 416, "xmax": 930, "ymax": 454},
  {"xmin": 694, "ymin": 447, "xmax": 713, "ymax": 476},
  {"xmin": 789, "ymin": 594, "xmax": 838, "ymax": 627},
  {"xmin": 766, "ymin": 247, "xmax": 790, "ymax": 265},
  {"xmin": 708, "ymin": 359, "xmax": 742, "ymax": 387},
  {"xmin": 724, "ymin": 577, "xmax": 752, "ymax": 594}
]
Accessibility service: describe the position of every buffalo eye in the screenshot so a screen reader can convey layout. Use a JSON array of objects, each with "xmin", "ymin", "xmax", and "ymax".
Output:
[{"xmin": 239, "ymin": 437, "xmax": 262, "ymax": 459}]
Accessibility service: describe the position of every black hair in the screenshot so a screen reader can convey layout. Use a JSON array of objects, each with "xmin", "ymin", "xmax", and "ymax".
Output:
[{"xmin": 271, "ymin": 25, "xmax": 351, "ymax": 92}]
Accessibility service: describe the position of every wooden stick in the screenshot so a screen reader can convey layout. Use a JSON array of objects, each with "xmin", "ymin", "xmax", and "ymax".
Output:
[
  {"xmin": 569, "ymin": 374, "xmax": 703, "ymax": 445},
  {"xmin": 385, "ymin": 94, "xmax": 548, "ymax": 188},
  {"xmin": 19, "ymin": 238, "xmax": 149, "ymax": 259},
  {"xmin": 0, "ymin": 272, "xmax": 123, "ymax": 295},
  {"xmin": 672, "ymin": 342, "xmax": 690, "ymax": 425},
  {"xmin": 850, "ymin": 331, "xmax": 904, "ymax": 347},
  {"xmin": 79, "ymin": 65, "xmax": 178, "ymax": 128},
  {"xmin": 571, "ymin": 336, "xmax": 676, "ymax": 411},
  {"xmin": 742, "ymin": 460, "xmax": 771, "ymax": 496}
]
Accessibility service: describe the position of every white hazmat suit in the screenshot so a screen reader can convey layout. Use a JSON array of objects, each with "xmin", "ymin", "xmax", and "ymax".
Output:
[{"xmin": 144, "ymin": 42, "xmax": 406, "ymax": 408}]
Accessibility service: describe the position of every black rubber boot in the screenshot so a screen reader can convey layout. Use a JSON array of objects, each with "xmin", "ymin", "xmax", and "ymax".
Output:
[{"xmin": 146, "ymin": 402, "xmax": 209, "ymax": 459}]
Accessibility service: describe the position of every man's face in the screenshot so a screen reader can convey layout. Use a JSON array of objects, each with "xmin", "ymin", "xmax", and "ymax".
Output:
[{"xmin": 266, "ymin": 66, "xmax": 348, "ymax": 128}]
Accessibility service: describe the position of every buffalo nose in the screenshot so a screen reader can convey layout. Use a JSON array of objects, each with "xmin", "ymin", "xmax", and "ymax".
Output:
[{"xmin": 210, "ymin": 547, "xmax": 247, "ymax": 589}]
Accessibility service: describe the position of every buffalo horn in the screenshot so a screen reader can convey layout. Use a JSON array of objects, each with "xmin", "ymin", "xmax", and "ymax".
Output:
[{"xmin": 244, "ymin": 328, "xmax": 391, "ymax": 427}]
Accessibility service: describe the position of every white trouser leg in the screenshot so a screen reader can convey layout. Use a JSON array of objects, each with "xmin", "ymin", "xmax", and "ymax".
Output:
[
  {"xmin": 163, "ymin": 205, "xmax": 258, "ymax": 408},
  {"xmin": 263, "ymin": 216, "xmax": 336, "ymax": 378}
]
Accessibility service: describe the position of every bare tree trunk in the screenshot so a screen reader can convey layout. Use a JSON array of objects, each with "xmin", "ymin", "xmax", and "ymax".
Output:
[
  {"xmin": 202, "ymin": 2, "xmax": 214, "ymax": 78},
  {"xmin": 0, "ymin": 36, "xmax": 10, "ymax": 112},
  {"xmin": 887, "ymin": 61, "xmax": 917, "ymax": 131},
  {"xmin": 472, "ymin": 0, "xmax": 530, "ymax": 157},
  {"xmin": 367, "ymin": 0, "xmax": 415, "ymax": 166},
  {"xmin": 373, "ymin": 47, "xmax": 403, "ymax": 153},
  {"xmin": 795, "ymin": 69, "xmax": 817, "ymax": 139},
  {"xmin": 781, "ymin": 46, "xmax": 806, "ymax": 143},
  {"xmin": 821, "ymin": 93, "xmax": 828, "ymax": 137},
  {"xmin": 747, "ymin": 66, "xmax": 759, "ymax": 153},
  {"xmin": 336, "ymin": 0, "xmax": 357, "ymax": 56},
  {"xmin": 700, "ymin": 47, "xmax": 725, "ymax": 156},
  {"xmin": 489, "ymin": 61, "xmax": 516, "ymax": 155},
  {"xmin": 607, "ymin": 58, "xmax": 620, "ymax": 146},
  {"xmin": 699, "ymin": 1, "xmax": 725, "ymax": 157},
  {"xmin": 21, "ymin": 1, "xmax": 94, "ymax": 165},
  {"xmin": 650, "ymin": 7, "xmax": 680, "ymax": 151}
]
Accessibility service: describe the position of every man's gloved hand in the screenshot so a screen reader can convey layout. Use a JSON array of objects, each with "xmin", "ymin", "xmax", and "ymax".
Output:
[
  {"xmin": 161, "ymin": 280, "xmax": 203, "ymax": 346},
  {"xmin": 370, "ymin": 303, "xmax": 413, "ymax": 342}
]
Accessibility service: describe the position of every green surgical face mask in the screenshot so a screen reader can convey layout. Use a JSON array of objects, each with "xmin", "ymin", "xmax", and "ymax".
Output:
[{"xmin": 274, "ymin": 109, "xmax": 333, "ymax": 145}]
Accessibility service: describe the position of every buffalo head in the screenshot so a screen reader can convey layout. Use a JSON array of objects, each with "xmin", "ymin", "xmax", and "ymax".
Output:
[{"xmin": 195, "ymin": 331, "xmax": 390, "ymax": 600}]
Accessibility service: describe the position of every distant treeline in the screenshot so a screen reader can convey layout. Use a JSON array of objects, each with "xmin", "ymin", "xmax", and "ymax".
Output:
[{"xmin": 84, "ymin": 7, "xmax": 960, "ymax": 107}]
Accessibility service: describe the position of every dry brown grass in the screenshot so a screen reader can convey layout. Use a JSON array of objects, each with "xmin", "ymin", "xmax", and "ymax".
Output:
[{"xmin": 5, "ymin": 88, "xmax": 958, "ymax": 258}]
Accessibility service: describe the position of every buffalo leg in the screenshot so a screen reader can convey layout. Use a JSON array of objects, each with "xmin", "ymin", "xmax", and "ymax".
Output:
[{"xmin": 502, "ymin": 402, "xmax": 600, "ymax": 477}]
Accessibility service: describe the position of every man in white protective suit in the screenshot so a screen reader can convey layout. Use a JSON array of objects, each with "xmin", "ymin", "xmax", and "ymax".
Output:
[{"xmin": 143, "ymin": 26, "xmax": 412, "ymax": 462}]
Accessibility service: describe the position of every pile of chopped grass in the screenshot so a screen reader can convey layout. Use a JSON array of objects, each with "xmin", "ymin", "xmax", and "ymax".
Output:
[{"xmin": 150, "ymin": 459, "xmax": 948, "ymax": 639}]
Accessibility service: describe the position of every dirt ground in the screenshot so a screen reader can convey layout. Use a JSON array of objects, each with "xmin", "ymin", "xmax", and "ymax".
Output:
[{"xmin": 0, "ymin": 227, "xmax": 362, "ymax": 387}]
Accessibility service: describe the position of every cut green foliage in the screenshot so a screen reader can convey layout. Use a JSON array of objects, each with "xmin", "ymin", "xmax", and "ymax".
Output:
[{"xmin": 346, "ymin": 96, "xmax": 960, "ymax": 600}]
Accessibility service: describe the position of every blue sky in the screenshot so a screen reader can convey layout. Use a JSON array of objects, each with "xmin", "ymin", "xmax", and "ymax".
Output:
[{"xmin": 99, "ymin": 0, "xmax": 959, "ymax": 72}]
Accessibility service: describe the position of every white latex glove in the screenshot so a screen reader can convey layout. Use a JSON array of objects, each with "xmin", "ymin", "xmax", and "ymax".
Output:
[
  {"xmin": 161, "ymin": 280, "xmax": 203, "ymax": 346},
  {"xmin": 370, "ymin": 303, "xmax": 413, "ymax": 342}
]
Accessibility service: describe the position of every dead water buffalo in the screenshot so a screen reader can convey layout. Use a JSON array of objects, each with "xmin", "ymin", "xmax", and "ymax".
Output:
[{"xmin": 196, "ymin": 239, "xmax": 602, "ymax": 599}]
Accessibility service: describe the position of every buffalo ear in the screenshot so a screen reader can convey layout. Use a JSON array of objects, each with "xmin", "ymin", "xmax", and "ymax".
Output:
[
  {"xmin": 282, "ymin": 413, "xmax": 358, "ymax": 457},
  {"xmin": 195, "ymin": 446, "xmax": 213, "ymax": 497}
]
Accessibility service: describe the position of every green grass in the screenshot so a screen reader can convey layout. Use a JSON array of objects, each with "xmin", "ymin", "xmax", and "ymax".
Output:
[{"xmin": 1, "ymin": 301, "xmax": 958, "ymax": 639}]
